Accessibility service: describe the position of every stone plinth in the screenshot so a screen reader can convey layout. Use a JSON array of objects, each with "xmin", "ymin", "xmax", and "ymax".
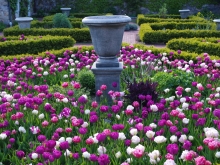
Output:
[
  {"xmin": 179, "ymin": 10, "xmax": 190, "ymax": 19},
  {"xmin": 213, "ymin": 19, "xmax": 220, "ymax": 30},
  {"xmin": 60, "ymin": 8, "xmax": 71, "ymax": 17},
  {"xmin": 15, "ymin": 17, "xmax": 33, "ymax": 29},
  {"xmin": 92, "ymin": 62, "xmax": 123, "ymax": 104}
]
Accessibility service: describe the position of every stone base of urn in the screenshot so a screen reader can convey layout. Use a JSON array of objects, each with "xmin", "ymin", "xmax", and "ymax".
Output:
[
  {"xmin": 15, "ymin": 17, "xmax": 33, "ymax": 29},
  {"xmin": 179, "ymin": 10, "xmax": 190, "ymax": 19},
  {"xmin": 91, "ymin": 62, "xmax": 123, "ymax": 104},
  {"xmin": 82, "ymin": 15, "xmax": 131, "ymax": 105},
  {"xmin": 213, "ymin": 19, "xmax": 220, "ymax": 30},
  {"xmin": 60, "ymin": 8, "xmax": 71, "ymax": 17}
]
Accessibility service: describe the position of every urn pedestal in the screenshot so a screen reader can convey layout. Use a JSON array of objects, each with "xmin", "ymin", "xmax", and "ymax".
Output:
[
  {"xmin": 15, "ymin": 17, "xmax": 33, "ymax": 29},
  {"xmin": 213, "ymin": 19, "xmax": 220, "ymax": 30},
  {"xmin": 82, "ymin": 15, "xmax": 131, "ymax": 104},
  {"xmin": 179, "ymin": 10, "xmax": 190, "ymax": 19},
  {"xmin": 60, "ymin": 8, "xmax": 71, "ymax": 17}
]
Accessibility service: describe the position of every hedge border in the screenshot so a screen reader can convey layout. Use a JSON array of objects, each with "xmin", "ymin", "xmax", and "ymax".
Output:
[
  {"xmin": 166, "ymin": 37, "xmax": 220, "ymax": 57},
  {"xmin": 139, "ymin": 23, "xmax": 219, "ymax": 44},
  {"xmin": 3, "ymin": 26, "xmax": 91, "ymax": 42},
  {"xmin": 0, "ymin": 35, "xmax": 75, "ymax": 56},
  {"xmin": 1, "ymin": 43, "xmax": 219, "ymax": 62},
  {"xmin": 137, "ymin": 14, "xmax": 207, "ymax": 26}
]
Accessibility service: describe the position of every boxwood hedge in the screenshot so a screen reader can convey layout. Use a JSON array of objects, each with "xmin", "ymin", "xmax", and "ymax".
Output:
[{"xmin": 0, "ymin": 35, "xmax": 75, "ymax": 56}]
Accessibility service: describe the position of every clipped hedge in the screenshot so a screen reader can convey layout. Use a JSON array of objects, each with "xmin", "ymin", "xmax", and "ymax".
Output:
[
  {"xmin": 0, "ymin": 46, "xmax": 94, "ymax": 61},
  {"xmin": 3, "ymin": 26, "xmax": 91, "ymax": 42},
  {"xmin": 31, "ymin": 20, "xmax": 82, "ymax": 29},
  {"xmin": 139, "ymin": 23, "xmax": 220, "ymax": 44},
  {"xmin": 149, "ymin": 22, "xmax": 216, "ymax": 30},
  {"xmin": 137, "ymin": 14, "xmax": 207, "ymax": 26},
  {"xmin": 1, "ymin": 43, "xmax": 220, "ymax": 62},
  {"xmin": 167, "ymin": 37, "xmax": 220, "ymax": 57},
  {"xmin": 0, "ymin": 35, "xmax": 75, "ymax": 56}
]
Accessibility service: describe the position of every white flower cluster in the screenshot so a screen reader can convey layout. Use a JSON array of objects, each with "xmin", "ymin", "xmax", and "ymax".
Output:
[
  {"xmin": 0, "ymin": 133, "xmax": 7, "ymax": 140},
  {"xmin": 179, "ymin": 150, "xmax": 189, "ymax": 161},
  {"xmin": 148, "ymin": 150, "xmax": 160, "ymax": 164},
  {"xmin": 164, "ymin": 159, "xmax": 176, "ymax": 165},
  {"xmin": 18, "ymin": 126, "xmax": 26, "ymax": 133},
  {"xmin": 154, "ymin": 136, "xmax": 167, "ymax": 144},
  {"xmin": 204, "ymin": 127, "xmax": 219, "ymax": 138}
]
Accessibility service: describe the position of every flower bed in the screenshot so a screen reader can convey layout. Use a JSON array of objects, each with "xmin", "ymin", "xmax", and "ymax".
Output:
[{"xmin": 0, "ymin": 45, "xmax": 220, "ymax": 165}]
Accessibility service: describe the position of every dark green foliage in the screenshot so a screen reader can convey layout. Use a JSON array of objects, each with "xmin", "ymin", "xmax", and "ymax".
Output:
[
  {"xmin": 129, "ymin": 23, "xmax": 138, "ymax": 30},
  {"xmin": 125, "ymin": 79, "xmax": 158, "ymax": 105},
  {"xmin": 3, "ymin": 26, "xmax": 91, "ymax": 42},
  {"xmin": 158, "ymin": 3, "xmax": 167, "ymax": 18},
  {"xmin": 124, "ymin": 23, "xmax": 138, "ymax": 31},
  {"xmin": 77, "ymin": 69, "xmax": 95, "ymax": 95},
  {"xmin": 31, "ymin": 20, "xmax": 82, "ymax": 29},
  {"xmin": 0, "ymin": 35, "xmax": 75, "ymax": 56},
  {"xmin": 146, "ymin": 0, "xmax": 217, "ymax": 14},
  {"xmin": 0, "ymin": 22, "xmax": 6, "ymax": 32},
  {"xmin": 53, "ymin": 13, "xmax": 72, "ymax": 28},
  {"xmin": 152, "ymin": 69, "xmax": 194, "ymax": 95},
  {"xmin": 19, "ymin": 0, "xmax": 28, "ymax": 16},
  {"xmin": 124, "ymin": 24, "xmax": 130, "ymax": 31}
]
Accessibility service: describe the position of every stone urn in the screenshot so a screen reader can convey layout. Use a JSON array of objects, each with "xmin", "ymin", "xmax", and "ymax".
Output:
[
  {"xmin": 213, "ymin": 19, "xmax": 220, "ymax": 30},
  {"xmin": 179, "ymin": 10, "xmax": 190, "ymax": 19},
  {"xmin": 60, "ymin": 8, "xmax": 71, "ymax": 17},
  {"xmin": 82, "ymin": 15, "xmax": 131, "ymax": 104},
  {"xmin": 15, "ymin": 17, "xmax": 33, "ymax": 29}
]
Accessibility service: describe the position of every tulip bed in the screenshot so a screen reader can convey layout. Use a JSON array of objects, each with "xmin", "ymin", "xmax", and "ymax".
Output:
[{"xmin": 0, "ymin": 45, "xmax": 220, "ymax": 165}]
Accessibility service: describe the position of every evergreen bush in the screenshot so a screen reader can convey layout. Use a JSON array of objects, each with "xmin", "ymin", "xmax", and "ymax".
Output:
[
  {"xmin": 77, "ymin": 69, "xmax": 95, "ymax": 95},
  {"xmin": 53, "ymin": 13, "xmax": 72, "ymax": 28}
]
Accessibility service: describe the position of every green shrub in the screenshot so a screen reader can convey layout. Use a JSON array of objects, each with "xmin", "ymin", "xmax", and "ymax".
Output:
[
  {"xmin": 158, "ymin": 3, "xmax": 167, "ymax": 18},
  {"xmin": 53, "ymin": 13, "xmax": 73, "ymax": 28},
  {"xmin": 139, "ymin": 24, "xmax": 152, "ymax": 41},
  {"xmin": 0, "ymin": 35, "xmax": 75, "ymax": 56},
  {"xmin": 3, "ymin": 26, "xmax": 91, "ymax": 42},
  {"xmin": 152, "ymin": 69, "xmax": 195, "ymax": 95},
  {"xmin": 124, "ymin": 23, "xmax": 138, "ymax": 31},
  {"xmin": 125, "ymin": 79, "xmax": 158, "ymax": 106},
  {"xmin": 167, "ymin": 37, "xmax": 220, "ymax": 57},
  {"xmin": 129, "ymin": 23, "xmax": 138, "ymax": 30},
  {"xmin": 0, "ymin": 21, "xmax": 6, "ymax": 32},
  {"xmin": 31, "ymin": 20, "xmax": 82, "ymax": 29},
  {"xmin": 77, "ymin": 69, "xmax": 95, "ymax": 95},
  {"xmin": 43, "ymin": 15, "xmax": 82, "ymax": 22}
]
